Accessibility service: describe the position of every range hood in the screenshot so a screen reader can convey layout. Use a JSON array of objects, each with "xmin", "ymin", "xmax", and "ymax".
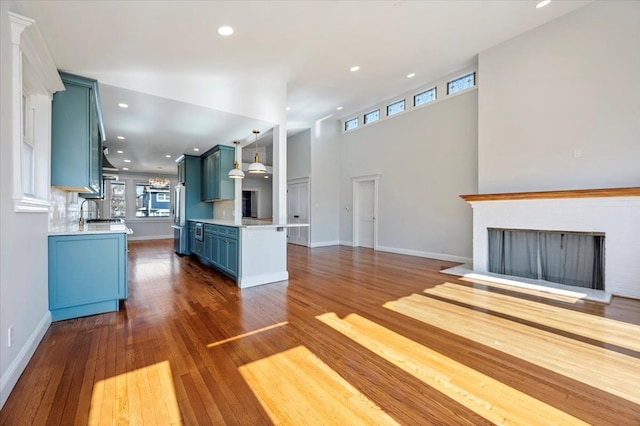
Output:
[{"xmin": 102, "ymin": 148, "xmax": 119, "ymax": 180}]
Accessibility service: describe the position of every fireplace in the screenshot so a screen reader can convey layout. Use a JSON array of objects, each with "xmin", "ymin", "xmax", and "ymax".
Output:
[
  {"xmin": 460, "ymin": 187, "xmax": 640, "ymax": 299},
  {"xmin": 487, "ymin": 228, "xmax": 605, "ymax": 290}
]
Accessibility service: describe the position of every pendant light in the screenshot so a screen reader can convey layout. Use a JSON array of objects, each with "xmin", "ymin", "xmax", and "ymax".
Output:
[
  {"xmin": 247, "ymin": 130, "xmax": 267, "ymax": 174},
  {"xmin": 228, "ymin": 141, "xmax": 245, "ymax": 179}
]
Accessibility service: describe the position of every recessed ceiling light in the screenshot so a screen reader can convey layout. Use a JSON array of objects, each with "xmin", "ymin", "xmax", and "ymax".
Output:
[
  {"xmin": 264, "ymin": 176, "xmax": 269, "ymax": 179},
  {"xmin": 122, "ymin": 167, "xmax": 129, "ymax": 171},
  {"xmin": 217, "ymin": 26, "xmax": 234, "ymax": 36},
  {"xmin": 336, "ymin": 106, "xmax": 343, "ymax": 111},
  {"xmin": 193, "ymin": 148, "xmax": 200, "ymax": 152},
  {"xmin": 165, "ymin": 155, "xmax": 171, "ymax": 158},
  {"xmin": 350, "ymin": 66, "xmax": 360, "ymax": 72},
  {"xmin": 407, "ymin": 73, "xmax": 416, "ymax": 78},
  {"xmin": 536, "ymin": 0, "xmax": 551, "ymax": 8},
  {"xmin": 124, "ymin": 159, "xmax": 131, "ymax": 163},
  {"xmin": 117, "ymin": 150, "xmax": 123, "ymax": 154},
  {"xmin": 286, "ymin": 107, "xmax": 291, "ymax": 111},
  {"xmin": 117, "ymin": 136, "xmax": 125, "ymax": 140},
  {"xmin": 118, "ymin": 103, "xmax": 128, "ymax": 108}
]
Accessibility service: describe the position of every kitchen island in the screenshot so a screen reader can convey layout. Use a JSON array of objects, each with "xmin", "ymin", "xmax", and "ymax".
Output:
[
  {"xmin": 189, "ymin": 219, "xmax": 308, "ymax": 288},
  {"xmin": 48, "ymin": 222, "xmax": 132, "ymax": 320}
]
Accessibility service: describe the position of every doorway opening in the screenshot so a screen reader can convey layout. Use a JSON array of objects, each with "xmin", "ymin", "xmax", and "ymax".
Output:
[{"xmin": 242, "ymin": 190, "xmax": 259, "ymax": 218}]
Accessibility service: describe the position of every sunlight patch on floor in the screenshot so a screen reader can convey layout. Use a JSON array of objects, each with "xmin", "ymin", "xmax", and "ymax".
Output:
[
  {"xmin": 425, "ymin": 283, "xmax": 640, "ymax": 352},
  {"xmin": 385, "ymin": 294, "xmax": 640, "ymax": 404},
  {"xmin": 238, "ymin": 345, "xmax": 398, "ymax": 425},
  {"xmin": 317, "ymin": 312, "xmax": 588, "ymax": 425},
  {"xmin": 206, "ymin": 322, "xmax": 288, "ymax": 348},
  {"xmin": 441, "ymin": 264, "xmax": 610, "ymax": 303},
  {"xmin": 89, "ymin": 360, "xmax": 182, "ymax": 425}
]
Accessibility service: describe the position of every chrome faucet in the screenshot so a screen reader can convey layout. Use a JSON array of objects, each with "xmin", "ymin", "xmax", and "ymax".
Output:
[{"xmin": 79, "ymin": 199, "xmax": 100, "ymax": 227}]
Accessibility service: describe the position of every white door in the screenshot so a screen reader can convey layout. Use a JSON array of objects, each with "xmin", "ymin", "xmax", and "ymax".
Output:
[
  {"xmin": 287, "ymin": 181, "xmax": 310, "ymax": 246},
  {"xmin": 355, "ymin": 180, "xmax": 375, "ymax": 248}
]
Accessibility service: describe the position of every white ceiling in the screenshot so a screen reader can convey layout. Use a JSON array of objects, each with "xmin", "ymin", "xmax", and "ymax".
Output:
[{"xmin": 14, "ymin": 0, "xmax": 591, "ymax": 174}]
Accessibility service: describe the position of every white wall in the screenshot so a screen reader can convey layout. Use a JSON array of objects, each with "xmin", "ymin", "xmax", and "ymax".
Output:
[
  {"xmin": 287, "ymin": 130, "xmax": 311, "ymax": 180},
  {"xmin": 0, "ymin": 1, "xmax": 52, "ymax": 407},
  {"xmin": 310, "ymin": 120, "xmax": 340, "ymax": 247},
  {"xmin": 339, "ymin": 90, "xmax": 478, "ymax": 262},
  {"xmin": 478, "ymin": 1, "xmax": 640, "ymax": 193}
]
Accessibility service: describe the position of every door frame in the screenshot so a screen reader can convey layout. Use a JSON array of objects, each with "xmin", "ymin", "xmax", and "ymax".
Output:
[
  {"xmin": 287, "ymin": 177, "xmax": 311, "ymax": 247},
  {"xmin": 352, "ymin": 174, "xmax": 379, "ymax": 250}
]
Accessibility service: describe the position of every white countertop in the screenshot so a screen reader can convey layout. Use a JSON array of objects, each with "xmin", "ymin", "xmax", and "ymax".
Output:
[
  {"xmin": 189, "ymin": 218, "xmax": 309, "ymax": 229},
  {"xmin": 49, "ymin": 223, "xmax": 133, "ymax": 236}
]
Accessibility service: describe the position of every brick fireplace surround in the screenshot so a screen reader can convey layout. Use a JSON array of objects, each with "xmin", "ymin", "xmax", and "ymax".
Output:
[{"xmin": 461, "ymin": 188, "xmax": 640, "ymax": 300}]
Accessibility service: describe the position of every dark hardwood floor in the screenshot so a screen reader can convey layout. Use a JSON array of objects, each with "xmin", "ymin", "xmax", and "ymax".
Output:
[{"xmin": 1, "ymin": 239, "xmax": 639, "ymax": 425}]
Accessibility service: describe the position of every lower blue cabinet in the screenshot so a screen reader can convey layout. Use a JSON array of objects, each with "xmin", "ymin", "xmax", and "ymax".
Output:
[
  {"xmin": 190, "ymin": 222, "xmax": 239, "ymax": 280},
  {"xmin": 48, "ymin": 233, "xmax": 127, "ymax": 321}
]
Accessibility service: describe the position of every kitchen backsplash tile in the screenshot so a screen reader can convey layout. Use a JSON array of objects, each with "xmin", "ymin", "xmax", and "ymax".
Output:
[{"xmin": 214, "ymin": 200, "xmax": 234, "ymax": 220}]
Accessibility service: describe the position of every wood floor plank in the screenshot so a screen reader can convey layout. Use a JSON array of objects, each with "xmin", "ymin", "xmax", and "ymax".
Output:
[
  {"xmin": 385, "ymin": 293, "xmax": 640, "ymax": 404},
  {"xmin": 1, "ymin": 240, "xmax": 639, "ymax": 425},
  {"xmin": 317, "ymin": 312, "xmax": 588, "ymax": 425},
  {"xmin": 425, "ymin": 282, "xmax": 640, "ymax": 352}
]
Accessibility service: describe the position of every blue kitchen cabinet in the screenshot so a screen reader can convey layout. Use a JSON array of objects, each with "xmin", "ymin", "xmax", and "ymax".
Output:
[
  {"xmin": 177, "ymin": 159, "xmax": 186, "ymax": 184},
  {"xmin": 201, "ymin": 145, "xmax": 235, "ymax": 201},
  {"xmin": 48, "ymin": 233, "xmax": 127, "ymax": 321},
  {"xmin": 179, "ymin": 155, "xmax": 211, "ymax": 219},
  {"xmin": 190, "ymin": 222, "xmax": 239, "ymax": 279},
  {"xmin": 51, "ymin": 72, "xmax": 105, "ymax": 194},
  {"xmin": 203, "ymin": 224, "xmax": 216, "ymax": 264},
  {"xmin": 223, "ymin": 237, "xmax": 238, "ymax": 277}
]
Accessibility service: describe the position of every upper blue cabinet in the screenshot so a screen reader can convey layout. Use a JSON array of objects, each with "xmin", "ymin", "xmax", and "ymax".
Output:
[
  {"xmin": 201, "ymin": 145, "xmax": 234, "ymax": 201},
  {"xmin": 51, "ymin": 72, "xmax": 106, "ymax": 194}
]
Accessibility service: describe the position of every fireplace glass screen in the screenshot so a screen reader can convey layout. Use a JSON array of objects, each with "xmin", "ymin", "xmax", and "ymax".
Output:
[{"xmin": 488, "ymin": 229, "xmax": 605, "ymax": 290}]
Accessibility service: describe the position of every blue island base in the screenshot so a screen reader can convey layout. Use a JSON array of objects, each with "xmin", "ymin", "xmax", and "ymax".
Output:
[{"xmin": 51, "ymin": 299, "xmax": 120, "ymax": 322}]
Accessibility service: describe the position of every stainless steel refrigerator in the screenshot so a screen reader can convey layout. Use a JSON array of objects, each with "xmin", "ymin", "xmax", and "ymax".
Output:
[{"xmin": 172, "ymin": 183, "xmax": 186, "ymax": 254}]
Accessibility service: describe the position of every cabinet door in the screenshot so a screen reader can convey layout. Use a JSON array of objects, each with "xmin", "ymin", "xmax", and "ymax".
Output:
[
  {"xmin": 225, "ymin": 238, "xmax": 238, "ymax": 277},
  {"xmin": 89, "ymin": 91, "xmax": 101, "ymax": 193},
  {"xmin": 189, "ymin": 225, "xmax": 196, "ymax": 254},
  {"xmin": 204, "ymin": 231, "xmax": 215, "ymax": 262},
  {"xmin": 201, "ymin": 155, "xmax": 210, "ymax": 201},
  {"xmin": 210, "ymin": 234, "xmax": 221, "ymax": 268},
  {"xmin": 177, "ymin": 160, "xmax": 185, "ymax": 184},
  {"xmin": 52, "ymin": 73, "xmax": 104, "ymax": 194},
  {"xmin": 218, "ymin": 147, "xmax": 234, "ymax": 200},
  {"xmin": 48, "ymin": 233, "xmax": 126, "ymax": 320},
  {"xmin": 211, "ymin": 151, "xmax": 220, "ymax": 200}
]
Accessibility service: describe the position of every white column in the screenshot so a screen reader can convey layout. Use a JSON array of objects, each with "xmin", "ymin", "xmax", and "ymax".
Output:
[
  {"xmin": 272, "ymin": 123, "xmax": 287, "ymax": 224},
  {"xmin": 233, "ymin": 143, "xmax": 242, "ymax": 225}
]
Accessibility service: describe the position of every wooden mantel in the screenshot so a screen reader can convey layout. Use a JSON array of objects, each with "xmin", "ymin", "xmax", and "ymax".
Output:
[{"xmin": 460, "ymin": 187, "xmax": 640, "ymax": 202}]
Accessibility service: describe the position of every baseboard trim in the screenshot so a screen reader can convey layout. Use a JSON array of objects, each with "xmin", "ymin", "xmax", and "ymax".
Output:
[
  {"xmin": 309, "ymin": 241, "xmax": 340, "ymax": 248},
  {"xmin": 238, "ymin": 272, "xmax": 289, "ymax": 289},
  {"xmin": 339, "ymin": 240, "xmax": 354, "ymax": 247},
  {"xmin": 127, "ymin": 235, "xmax": 173, "ymax": 241},
  {"xmin": 375, "ymin": 245, "xmax": 471, "ymax": 264},
  {"xmin": 0, "ymin": 310, "xmax": 51, "ymax": 409}
]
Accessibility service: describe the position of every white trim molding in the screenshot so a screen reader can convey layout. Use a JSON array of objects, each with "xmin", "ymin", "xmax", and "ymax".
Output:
[
  {"xmin": 309, "ymin": 241, "xmax": 341, "ymax": 248},
  {"xmin": 376, "ymin": 245, "xmax": 471, "ymax": 264},
  {"xmin": 0, "ymin": 311, "xmax": 51, "ymax": 408},
  {"xmin": 14, "ymin": 196, "xmax": 50, "ymax": 213},
  {"xmin": 7, "ymin": 12, "xmax": 64, "ymax": 213}
]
